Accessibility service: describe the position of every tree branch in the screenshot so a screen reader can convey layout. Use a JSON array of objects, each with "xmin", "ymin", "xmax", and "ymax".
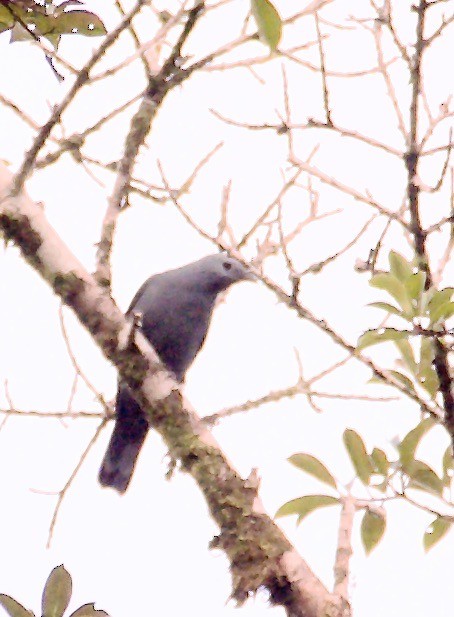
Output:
[
  {"xmin": 94, "ymin": 2, "xmax": 206, "ymax": 290},
  {"xmin": 404, "ymin": 0, "xmax": 454, "ymax": 444},
  {"xmin": 0, "ymin": 163, "xmax": 344, "ymax": 617},
  {"xmin": 11, "ymin": 0, "xmax": 148, "ymax": 195}
]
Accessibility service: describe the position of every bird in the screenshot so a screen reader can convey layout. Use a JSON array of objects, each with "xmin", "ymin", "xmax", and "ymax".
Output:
[{"xmin": 99, "ymin": 253, "xmax": 255, "ymax": 493}]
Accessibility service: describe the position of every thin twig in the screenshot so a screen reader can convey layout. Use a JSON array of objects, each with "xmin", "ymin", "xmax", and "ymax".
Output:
[
  {"xmin": 0, "ymin": 408, "xmax": 105, "ymax": 418},
  {"xmin": 204, "ymin": 384, "xmax": 399, "ymax": 425},
  {"xmin": 11, "ymin": 0, "xmax": 149, "ymax": 194},
  {"xmin": 35, "ymin": 92, "xmax": 143, "ymax": 170},
  {"xmin": 315, "ymin": 12, "xmax": 332, "ymax": 126},
  {"xmin": 210, "ymin": 109, "xmax": 402, "ymax": 157},
  {"xmin": 95, "ymin": 2, "xmax": 206, "ymax": 290},
  {"xmin": 369, "ymin": 17, "xmax": 408, "ymax": 144},
  {"xmin": 46, "ymin": 418, "xmax": 108, "ymax": 547},
  {"xmin": 58, "ymin": 305, "xmax": 111, "ymax": 413},
  {"xmin": 289, "ymin": 153, "xmax": 409, "ymax": 229},
  {"xmin": 300, "ymin": 214, "xmax": 378, "ymax": 276},
  {"xmin": 238, "ymin": 168, "xmax": 305, "ymax": 248}
]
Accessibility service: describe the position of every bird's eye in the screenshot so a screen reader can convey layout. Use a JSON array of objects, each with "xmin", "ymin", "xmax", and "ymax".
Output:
[{"xmin": 223, "ymin": 261, "xmax": 232, "ymax": 271}]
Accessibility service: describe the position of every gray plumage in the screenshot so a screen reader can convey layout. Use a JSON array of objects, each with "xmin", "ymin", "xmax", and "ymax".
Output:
[{"xmin": 99, "ymin": 253, "xmax": 255, "ymax": 493}]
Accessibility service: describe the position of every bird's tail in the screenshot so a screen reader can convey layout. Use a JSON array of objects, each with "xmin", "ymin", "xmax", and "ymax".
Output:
[{"xmin": 98, "ymin": 388, "xmax": 149, "ymax": 493}]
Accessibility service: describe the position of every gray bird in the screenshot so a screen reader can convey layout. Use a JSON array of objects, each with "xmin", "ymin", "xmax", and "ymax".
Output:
[{"xmin": 99, "ymin": 253, "xmax": 255, "ymax": 493}]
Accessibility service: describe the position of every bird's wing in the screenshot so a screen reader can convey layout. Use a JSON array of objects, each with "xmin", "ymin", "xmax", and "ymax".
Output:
[{"xmin": 125, "ymin": 273, "xmax": 161, "ymax": 315}]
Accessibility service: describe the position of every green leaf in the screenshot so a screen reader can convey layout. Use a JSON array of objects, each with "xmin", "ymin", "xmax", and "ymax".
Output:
[
  {"xmin": 343, "ymin": 429, "xmax": 374, "ymax": 484},
  {"xmin": 251, "ymin": 0, "xmax": 282, "ymax": 50},
  {"xmin": 418, "ymin": 365, "xmax": 439, "ymax": 398},
  {"xmin": 0, "ymin": 595, "xmax": 34, "ymax": 617},
  {"xmin": 357, "ymin": 328, "xmax": 409, "ymax": 351},
  {"xmin": 388, "ymin": 370, "xmax": 416, "ymax": 393},
  {"xmin": 405, "ymin": 271, "xmax": 426, "ymax": 304},
  {"xmin": 419, "ymin": 288, "xmax": 434, "ymax": 314},
  {"xmin": 416, "ymin": 337, "xmax": 438, "ymax": 396},
  {"xmin": 9, "ymin": 22, "xmax": 34, "ymax": 42},
  {"xmin": 398, "ymin": 417, "xmax": 436, "ymax": 467},
  {"xmin": 54, "ymin": 1, "xmax": 85, "ymax": 17},
  {"xmin": 442, "ymin": 446, "xmax": 453, "ymax": 486},
  {"xmin": 406, "ymin": 460, "xmax": 444, "ymax": 495},
  {"xmin": 429, "ymin": 301, "xmax": 454, "ymax": 325},
  {"xmin": 367, "ymin": 301, "xmax": 403, "ymax": 317},
  {"xmin": 51, "ymin": 11, "xmax": 106, "ymax": 36},
  {"xmin": 371, "ymin": 448, "xmax": 389, "ymax": 476},
  {"xmin": 0, "ymin": 6, "xmax": 14, "ymax": 33},
  {"xmin": 361, "ymin": 509, "xmax": 386, "ymax": 554},
  {"xmin": 44, "ymin": 33, "xmax": 61, "ymax": 50},
  {"xmin": 288, "ymin": 453, "xmax": 337, "ymax": 488},
  {"xmin": 419, "ymin": 337, "xmax": 434, "ymax": 370},
  {"xmin": 368, "ymin": 371, "xmax": 416, "ymax": 394},
  {"xmin": 357, "ymin": 330, "xmax": 381, "ymax": 351},
  {"xmin": 8, "ymin": 5, "xmax": 49, "ymax": 35},
  {"xmin": 389, "ymin": 251, "xmax": 413, "ymax": 282},
  {"xmin": 69, "ymin": 604, "xmax": 109, "ymax": 617},
  {"xmin": 275, "ymin": 495, "xmax": 339, "ymax": 522},
  {"xmin": 42, "ymin": 565, "xmax": 72, "ymax": 617},
  {"xmin": 428, "ymin": 287, "xmax": 454, "ymax": 322},
  {"xmin": 394, "ymin": 339, "xmax": 417, "ymax": 374},
  {"xmin": 423, "ymin": 517, "xmax": 452, "ymax": 551},
  {"xmin": 370, "ymin": 273, "xmax": 413, "ymax": 315},
  {"xmin": 373, "ymin": 479, "xmax": 388, "ymax": 493}
]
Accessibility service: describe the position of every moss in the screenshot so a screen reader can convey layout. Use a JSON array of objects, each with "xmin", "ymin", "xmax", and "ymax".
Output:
[
  {"xmin": 52, "ymin": 271, "xmax": 85, "ymax": 304},
  {"xmin": 0, "ymin": 212, "xmax": 42, "ymax": 257},
  {"xmin": 116, "ymin": 347, "xmax": 149, "ymax": 390},
  {"xmin": 148, "ymin": 390, "xmax": 292, "ymax": 601}
]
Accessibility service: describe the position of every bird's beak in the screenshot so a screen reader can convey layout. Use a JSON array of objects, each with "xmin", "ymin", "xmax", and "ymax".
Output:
[{"xmin": 243, "ymin": 268, "xmax": 257, "ymax": 281}]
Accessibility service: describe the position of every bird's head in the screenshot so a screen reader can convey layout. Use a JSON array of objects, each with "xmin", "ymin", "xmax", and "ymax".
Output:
[{"xmin": 193, "ymin": 253, "xmax": 256, "ymax": 293}]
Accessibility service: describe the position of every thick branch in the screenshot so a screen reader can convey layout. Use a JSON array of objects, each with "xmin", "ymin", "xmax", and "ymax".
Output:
[
  {"xmin": 0, "ymin": 164, "xmax": 344, "ymax": 617},
  {"xmin": 333, "ymin": 495, "xmax": 355, "ymax": 613}
]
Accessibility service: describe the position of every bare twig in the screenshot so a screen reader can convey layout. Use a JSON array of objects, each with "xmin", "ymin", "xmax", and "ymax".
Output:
[
  {"xmin": 95, "ymin": 2, "xmax": 206, "ymax": 290},
  {"xmin": 300, "ymin": 214, "xmax": 378, "ymax": 276},
  {"xmin": 204, "ymin": 382, "xmax": 398, "ymax": 426},
  {"xmin": 315, "ymin": 12, "xmax": 332, "ymax": 126},
  {"xmin": 289, "ymin": 153, "xmax": 409, "ymax": 228},
  {"xmin": 35, "ymin": 92, "xmax": 143, "ymax": 170},
  {"xmin": 46, "ymin": 418, "xmax": 108, "ymax": 547},
  {"xmin": 238, "ymin": 168, "xmax": 305, "ymax": 248},
  {"xmin": 114, "ymin": 0, "xmax": 151, "ymax": 75},
  {"xmin": 11, "ymin": 0, "xmax": 149, "ymax": 194},
  {"xmin": 58, "ymin": 305, "xmax": 111, "ymax": 414},
  {"xmin": 369, "ymin": 17, "xmax": 408, "ymax": 143},
  {"xmin": 210, "ymin": 109, "xmax": 402, "ymax": 157},
  {"xmin": 0, "ymin": 408, "xmax": 105, "ymax": 419}
]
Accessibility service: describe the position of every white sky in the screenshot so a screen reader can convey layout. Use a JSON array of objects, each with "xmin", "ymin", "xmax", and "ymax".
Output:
[{"xmin": 0, "ymin": 1, "xmax": 452, "ymax": 616}]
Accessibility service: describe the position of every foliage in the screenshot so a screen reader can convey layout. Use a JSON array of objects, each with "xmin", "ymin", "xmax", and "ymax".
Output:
[
  {"xmin": 358, "ymin": 251, "xmax": 454, "ymax": 401},
  {"xmin": 0, "ymin": 565, "xmax": 108, "ymax": 617},
  {"xmin": 0, "ymin": 1, "xmax": 106, "ymax": 50},
  {"xmin": 250, "ymin": 0, "xmax": 281, "ymax": 51},
  {"xmin": 278, "ymin": 424, "xmax": 453, "ymax": 554}
]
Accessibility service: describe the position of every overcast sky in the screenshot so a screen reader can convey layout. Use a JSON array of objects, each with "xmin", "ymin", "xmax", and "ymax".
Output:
[{"xmin": 0, "ymin": 1, "xmax": 452, "ymax": 616}]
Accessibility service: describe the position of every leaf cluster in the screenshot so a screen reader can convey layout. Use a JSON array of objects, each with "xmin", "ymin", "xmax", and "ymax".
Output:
[
  {"xmin": 0, "ymin": 1, "xmax": 106, "ymax": 50},
  {"xmin": 276, "ymin": 424, "xmax": 453, "ymax": 554},
  {"xmin": 358, "ymin": 251, "xmax": 454, "ymax": 400},
  {"xmin": 0, "ymin": 565, "xmax": 108, "ymax": 617}
]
